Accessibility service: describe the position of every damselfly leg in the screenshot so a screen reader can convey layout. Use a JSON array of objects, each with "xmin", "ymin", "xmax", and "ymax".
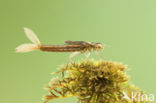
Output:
[
  {"xmin": 85, "ymin": 52, "xmax": 91, "ymax": 60},
  {"xmin": 94, "ymin": 51, "xmax": 104, "ymax": 60},
  {"xmin": 66, "ymin": 51, "xmax": 82, "ymax": 68}
]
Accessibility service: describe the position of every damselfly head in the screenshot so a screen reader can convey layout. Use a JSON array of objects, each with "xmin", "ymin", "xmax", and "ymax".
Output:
[{"xmin": 93, "ymin": 43, "xmax": 104, "ymax": 50}]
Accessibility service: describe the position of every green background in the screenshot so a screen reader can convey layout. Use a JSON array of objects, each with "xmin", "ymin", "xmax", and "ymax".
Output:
[{"xmin": 0, "ymin": 0, "xmax": 156, "ymax": 103}]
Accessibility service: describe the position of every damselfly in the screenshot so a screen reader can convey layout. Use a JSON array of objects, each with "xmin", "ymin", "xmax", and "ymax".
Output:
[{"xmin": 16, "ymin": 27, "xmax": 105, "ymax": 61}]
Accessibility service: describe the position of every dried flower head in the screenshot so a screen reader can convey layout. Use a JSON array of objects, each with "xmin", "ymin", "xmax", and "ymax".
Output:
[{"xmin": 43, "ymin": 60, "xmax": 152, "ymax": 103}]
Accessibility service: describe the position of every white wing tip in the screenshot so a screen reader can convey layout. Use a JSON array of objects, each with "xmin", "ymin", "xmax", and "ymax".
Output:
[
  {"xmin": 23, "ymin": 27, "xmax": 41, "ymax": 45},
  {"xmin": 23, "ymin": 27, "xmax": 28, "ymax": 31},
  {"xmin": 15, "ymin": 44, "xmax": 39, "ymax": 53}
]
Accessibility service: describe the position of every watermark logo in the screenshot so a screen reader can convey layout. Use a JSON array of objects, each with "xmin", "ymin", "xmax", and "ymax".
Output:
[{"xmin": 122, "ymin": 91, "xmax": 154, "ymax": 102}]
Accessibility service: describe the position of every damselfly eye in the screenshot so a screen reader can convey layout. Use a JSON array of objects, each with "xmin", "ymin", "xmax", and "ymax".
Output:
[
  {"xmin": 95, "ymin": 43, "xmax": 104, "ymax": 49},
  {"xmin": 98, "ymin": 45, "xmax": 102, "ymax": 48}
]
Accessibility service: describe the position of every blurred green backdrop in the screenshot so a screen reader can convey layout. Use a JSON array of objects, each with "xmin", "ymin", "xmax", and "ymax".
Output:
[{"xmin": 0, "ymin": 0, "xmax": 156, "ymax": 103}]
